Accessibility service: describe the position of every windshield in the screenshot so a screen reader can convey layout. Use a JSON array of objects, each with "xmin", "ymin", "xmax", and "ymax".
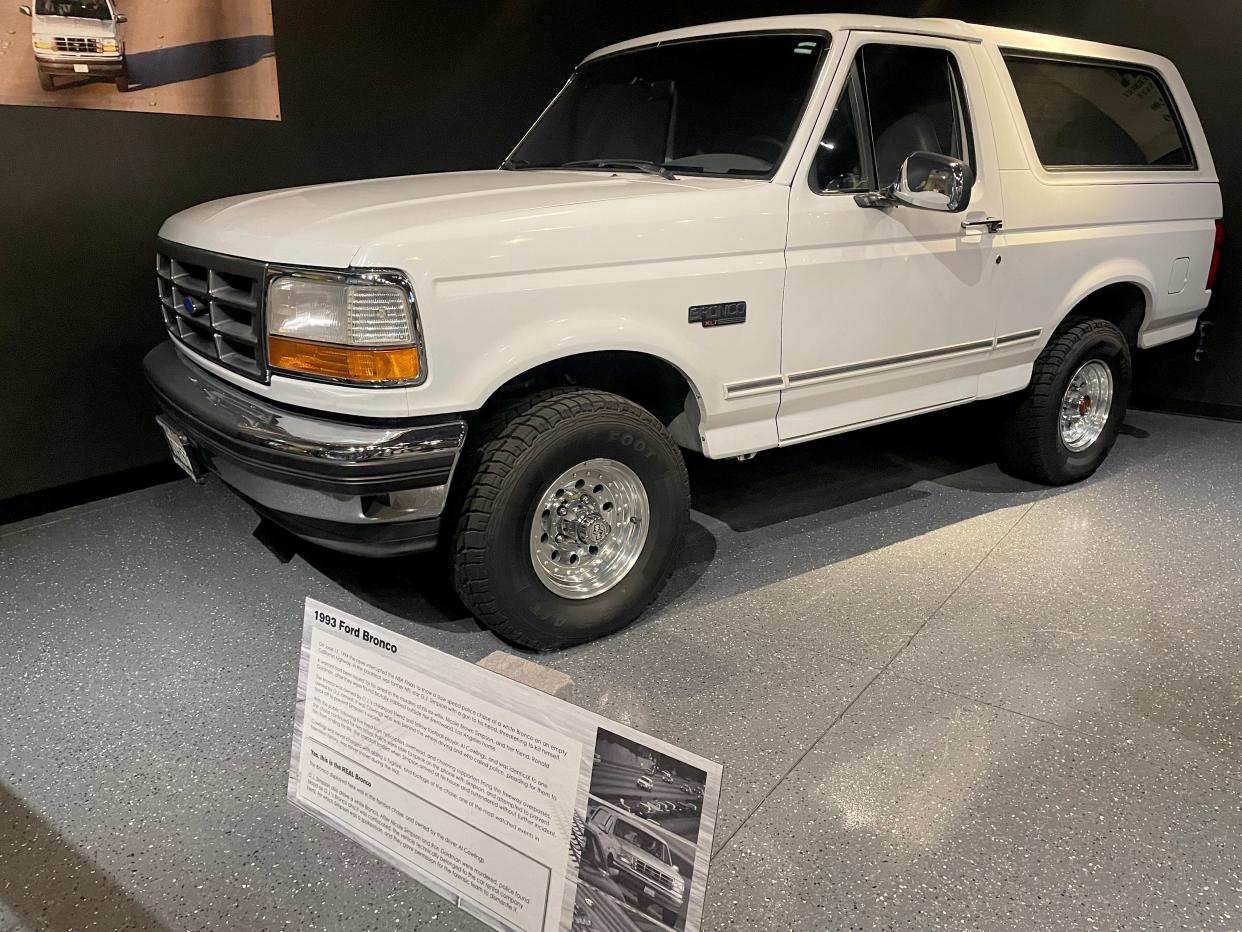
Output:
[
  {"xmin": 510, "ymin": 34, "xmax": 827, "ymax": 178},
  {"xmin": 35, "ymin": 0, "xmax": 112, "ymax": 19},
  {"xmin": 616, "ymin": 823, "xmax": 672, "ymax": 863}
]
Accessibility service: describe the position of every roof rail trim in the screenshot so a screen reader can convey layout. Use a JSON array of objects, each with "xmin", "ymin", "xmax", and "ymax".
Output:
[{"xmin": 847, "ymin": 24, "xmax": 983, "ymax": 44}]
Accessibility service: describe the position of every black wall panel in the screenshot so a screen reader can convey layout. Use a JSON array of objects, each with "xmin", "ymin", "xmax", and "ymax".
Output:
[{"xmin": 1, "ymin": 0, "xmax": 1235, "ymax": 504}]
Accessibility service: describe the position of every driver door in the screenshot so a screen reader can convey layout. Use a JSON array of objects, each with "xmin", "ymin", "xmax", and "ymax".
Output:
[{"xmin": 778, "ymin": 33, "xmax": 1004, "ymax": 442}]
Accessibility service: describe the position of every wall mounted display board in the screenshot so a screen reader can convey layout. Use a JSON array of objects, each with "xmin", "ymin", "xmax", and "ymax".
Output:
[
  {"xmin": 1, "ymin": 0, "xmax": 280, "ymax": 119},
  {"xmin": 289, "ymin": 598, "xmax": 723, "ymax": 932}
]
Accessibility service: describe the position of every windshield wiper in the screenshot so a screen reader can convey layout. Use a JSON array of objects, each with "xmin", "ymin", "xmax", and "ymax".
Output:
[
  {"xmin": 499, "ymin": 157, "xmax": 531, "ymax": 171},
  {"xmin": 559, "ymin": 159, "xmax": 677, "ymax": 181}
]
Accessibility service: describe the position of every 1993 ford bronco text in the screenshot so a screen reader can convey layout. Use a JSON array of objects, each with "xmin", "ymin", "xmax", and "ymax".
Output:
[{"xmin": 144, "ymin": 15, "xmax": 1223, "ymax": 648}]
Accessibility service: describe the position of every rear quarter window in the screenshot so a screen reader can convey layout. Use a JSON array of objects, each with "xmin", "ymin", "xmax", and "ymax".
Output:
[{"xmin": 1002, "ymin": 53, "xmax": 1194, "ymax": 170}]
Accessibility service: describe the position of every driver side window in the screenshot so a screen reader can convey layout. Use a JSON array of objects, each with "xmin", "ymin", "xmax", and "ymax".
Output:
[
  {"xmin": 813, "ymin": 62, "xmax": 871, "ymax": 193},
  {"xmin": 813, "ymin": 43, "xmax": 973, "ymax": 194}
]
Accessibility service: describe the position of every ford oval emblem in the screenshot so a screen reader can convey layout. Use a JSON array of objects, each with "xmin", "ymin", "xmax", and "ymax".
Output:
[{"xmin": 182, "ymin": 296, "xmax": 197, "ymax": 315}]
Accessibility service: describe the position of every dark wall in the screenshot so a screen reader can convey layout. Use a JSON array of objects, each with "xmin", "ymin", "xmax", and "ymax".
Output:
[{"xmin": 2, "ymin": 0, "xmax": 1236, "ymax": 504}]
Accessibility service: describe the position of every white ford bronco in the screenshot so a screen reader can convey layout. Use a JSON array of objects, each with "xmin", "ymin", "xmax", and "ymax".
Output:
[
  {"xmin": 19, "ymin": 0, "xmax": 129, "ymax": 91},
  {"xmin": 583, "ymin": 805, "xmax": 686, "ymax": 924},
  {"xmin": 144, "ymin": 15, "xmax": 1223, "ymax": 649}
]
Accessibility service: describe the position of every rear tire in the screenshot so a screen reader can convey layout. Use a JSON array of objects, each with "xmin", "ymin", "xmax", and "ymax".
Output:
[
  {"xmin": 452, "ymin": 388, "xmax": 689, "ymax": 650},
  {"xmin": 997, "ymin": 318, "xmax": 1132, "ymax": 485}
]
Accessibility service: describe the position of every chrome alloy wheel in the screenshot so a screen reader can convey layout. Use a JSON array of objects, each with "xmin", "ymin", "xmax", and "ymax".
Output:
[
  {"xmin": 1059, "ymin": 360, "xmax": 1114, "ymax": 452},
  {"xmin": 529, "ymin": 458, "xmax": 650, "ymax": 599}
]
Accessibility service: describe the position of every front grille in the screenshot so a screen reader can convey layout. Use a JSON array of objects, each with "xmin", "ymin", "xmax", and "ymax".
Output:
[
  {"xmin": 54, "ymin": 36, "xmax": 102, "ymax": 52},
  {"xmin": 156, "ymin": 242, "xmax": 267, "ymax": 381},
  {"xmin": 633, "ymin": 860, "xmax": 674, "ymax": 890}
]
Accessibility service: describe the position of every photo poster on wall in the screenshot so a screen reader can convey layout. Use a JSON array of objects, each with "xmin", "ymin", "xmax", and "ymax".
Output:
[
  {"xmin": 1, "ymin": 0, "xmax": 280, "ymax": 120},
  {"xmin": 288, "ymin": 598, "xmax": 724, "ymax": 932}
]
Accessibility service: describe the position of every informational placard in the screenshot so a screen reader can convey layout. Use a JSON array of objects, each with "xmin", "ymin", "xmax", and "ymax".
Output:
[{"xmin": 289, "ymin": 598, "xmax": 723, "ymax": 932}]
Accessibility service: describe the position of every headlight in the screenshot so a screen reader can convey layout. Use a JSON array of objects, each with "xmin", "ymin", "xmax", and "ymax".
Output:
[
  {"xmin": 100, "ymin": 38, "xmax": 119, "ymax": 52},
  {"xmin": 33, "ymin": 35, "xmax": 52, "ymax": 49},
  {"xmin": 265, "ymin": 270, "xmax": 424, "ymax": 386}
]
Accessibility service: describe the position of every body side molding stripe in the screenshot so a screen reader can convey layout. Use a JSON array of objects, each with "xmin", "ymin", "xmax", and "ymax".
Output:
[
  {"xmin": 785, "ymin": 338, "xmax": 995, "ymax": 388},
  {"xmin": 723, "ymin": 375, "xmax": 786, "ymax": 398},
  {"xmin": 724, "ymin": 331, "xmax": 1042, "ymax": 401},
  {"xmin": 995, "ymin": 328, "xmax": 1042, "ymax": 346}
]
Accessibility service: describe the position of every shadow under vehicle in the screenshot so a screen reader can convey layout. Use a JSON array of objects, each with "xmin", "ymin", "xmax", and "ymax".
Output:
[{"xmin": 20, "ymin": 0, "xmax": 129, "ymax": 91}]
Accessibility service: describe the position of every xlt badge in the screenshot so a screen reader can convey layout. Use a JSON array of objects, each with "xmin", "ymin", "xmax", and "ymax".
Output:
[{"xmin": 688, "ymin": 301, "xmax": 746, "ymax": 328}]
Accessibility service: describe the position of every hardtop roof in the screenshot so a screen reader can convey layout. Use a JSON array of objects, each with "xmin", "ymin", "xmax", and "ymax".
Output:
[{"xmin": 584, "ymin": 15, "xmax": 1166, "ymax": 71}]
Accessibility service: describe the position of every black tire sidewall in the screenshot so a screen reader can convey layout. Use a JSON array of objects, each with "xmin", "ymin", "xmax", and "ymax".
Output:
[
  {"xmin": 1044, "ymin": 326, "xmax": 1132, "ymax": 480},
  {"xmin": 482, "ymin": 415, "xmax": 686, "ymax": 644}
]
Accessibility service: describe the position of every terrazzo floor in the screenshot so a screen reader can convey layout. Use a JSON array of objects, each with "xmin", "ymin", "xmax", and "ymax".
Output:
[{"xmin": 1, "ymin": 408, "xmax": 1239, "ymax": 931}]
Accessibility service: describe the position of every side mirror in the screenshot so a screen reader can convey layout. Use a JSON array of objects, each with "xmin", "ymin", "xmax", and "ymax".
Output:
[
  {"xmin": 892, "ymin": 151, "xmax": 974, "ymax": 213},
  {"xmin": 18, "ymin": 4, "xmax": 31, "ymax": 15},
  {"xmin": 115, "ymin": 11, "xmax": 127, "ymax": 22},
  {"xmin": 855, "ymin": 151, "xmax": 974, "ymax": 214}
]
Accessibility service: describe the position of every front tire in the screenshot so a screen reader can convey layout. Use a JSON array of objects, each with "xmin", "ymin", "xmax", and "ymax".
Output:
[
  {"xmin": 38, "ymin": 71, "xmax": 55, "ymax": 90},
  {"xmin": 452, "ymin": 388, "xmax": 689, "ymax": 650},
  {"xmin": 997, "ymin": 318, "xmax": 1132, "ymax": 485}
]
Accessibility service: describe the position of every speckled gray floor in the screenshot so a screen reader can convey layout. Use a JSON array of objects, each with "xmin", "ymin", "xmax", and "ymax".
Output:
[{"xmin": 1, "ymin": 409, "xmax": 1240, "ymax": 931}]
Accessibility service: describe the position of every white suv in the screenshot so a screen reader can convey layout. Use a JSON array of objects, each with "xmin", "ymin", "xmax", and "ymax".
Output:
[
  {"xmin": 144, "ymin": 15, "xmax": 1223, "ymax": 648},
  {"xmin": 19, "ymin": 0, "xmax": 129, "ymax": 91}
]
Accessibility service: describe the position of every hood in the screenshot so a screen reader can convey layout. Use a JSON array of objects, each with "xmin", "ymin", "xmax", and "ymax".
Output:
[
  {"xmin": 32, "ymin": 13, "xmax": 117, "ymax": 37},
  {"xmin": 159, "ymin": 170, "xmax": 731, "ymax": 268}
]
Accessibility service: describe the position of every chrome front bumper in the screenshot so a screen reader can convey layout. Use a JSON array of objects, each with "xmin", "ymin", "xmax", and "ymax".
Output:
[
  {"xmin": 143, "ymin": 342, "xmax": 466, "ymax": 556},
  {"xmin": 36, "ymin": 54, "xmax": 125, "ymax": 75}
]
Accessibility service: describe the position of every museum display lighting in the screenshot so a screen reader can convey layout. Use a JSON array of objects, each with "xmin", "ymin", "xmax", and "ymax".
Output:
[{"xmin": 266, "ymin": 270, "xmax": 424, "ymax": 385}]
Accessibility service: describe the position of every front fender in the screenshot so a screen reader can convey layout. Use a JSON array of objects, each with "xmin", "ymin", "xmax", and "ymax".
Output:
[{"xmin": 471, "ymin": 325, "xmax": 707, "ymax": 414}]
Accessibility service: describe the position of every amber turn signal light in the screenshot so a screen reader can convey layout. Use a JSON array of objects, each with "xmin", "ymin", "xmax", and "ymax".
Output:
[{"xmin": 267, "ymin": 336, "xmax": 421, "ymax": 383}]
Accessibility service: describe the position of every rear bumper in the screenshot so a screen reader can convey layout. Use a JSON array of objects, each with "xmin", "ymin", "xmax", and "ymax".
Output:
[{"xmin": 143, "ymin": 342, "xmax": 467, "ymax": 556}]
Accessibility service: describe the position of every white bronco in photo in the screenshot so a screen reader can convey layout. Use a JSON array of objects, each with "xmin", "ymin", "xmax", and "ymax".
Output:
[{"xmin": 144, "ymin": 15, "xmax": 1223, "ymax": 648}]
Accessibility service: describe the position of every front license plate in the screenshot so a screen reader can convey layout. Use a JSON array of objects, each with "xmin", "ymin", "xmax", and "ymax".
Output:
[
  {"xmin": 73, "ymin": 63, "xmax": 89, "ymax": 73},
  {"xmin": 642, "ymin": 886, "xmax": 655, "ymax": 899},
  {"xmin": 156, "ymin": 416, "xmax": 204, "ymax": 483}
]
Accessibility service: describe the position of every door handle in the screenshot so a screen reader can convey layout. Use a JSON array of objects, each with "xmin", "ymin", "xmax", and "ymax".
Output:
[{"xmin": 961, "ymin": 218, "xmax": 1003, "ymax": 234}]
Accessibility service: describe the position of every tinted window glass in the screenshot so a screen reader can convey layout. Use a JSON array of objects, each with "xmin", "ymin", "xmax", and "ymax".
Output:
[
  {"xmin": 1004, "ymin": 56, "xmax": 1193, "ymax": 168},
  {"xmin": 511, "ymin": 35, "xmax": 826, "ymax": 178},
  {"xmin": 861, "ymin": 45, "xmax": 971, "ymax": 185},
  {"xmin": 36, "ymin": 0, "xmax": 111, "ymax": 16},
  {"xmin": 813, "ymin": 64, "xmax": 870, "ymax": 192}
]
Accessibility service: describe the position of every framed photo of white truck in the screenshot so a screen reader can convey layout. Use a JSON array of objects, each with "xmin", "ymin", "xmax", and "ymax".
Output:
[
  {"xmin": 578, "ymin": 729, "xmax": 710, "ymax": 931},
  {"xmin": 2, "ymin": 0, "xmax": 279, "ymax": 119},
  {"xmin": 143, "ymin": 16, "xmax": 1222, "ymax": 650}
]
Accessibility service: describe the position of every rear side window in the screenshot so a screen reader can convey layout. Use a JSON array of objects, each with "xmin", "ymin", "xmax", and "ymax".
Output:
[{"xmin": 1003, "ymin": 54, "xmax": 1194, "ymax": 170}]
